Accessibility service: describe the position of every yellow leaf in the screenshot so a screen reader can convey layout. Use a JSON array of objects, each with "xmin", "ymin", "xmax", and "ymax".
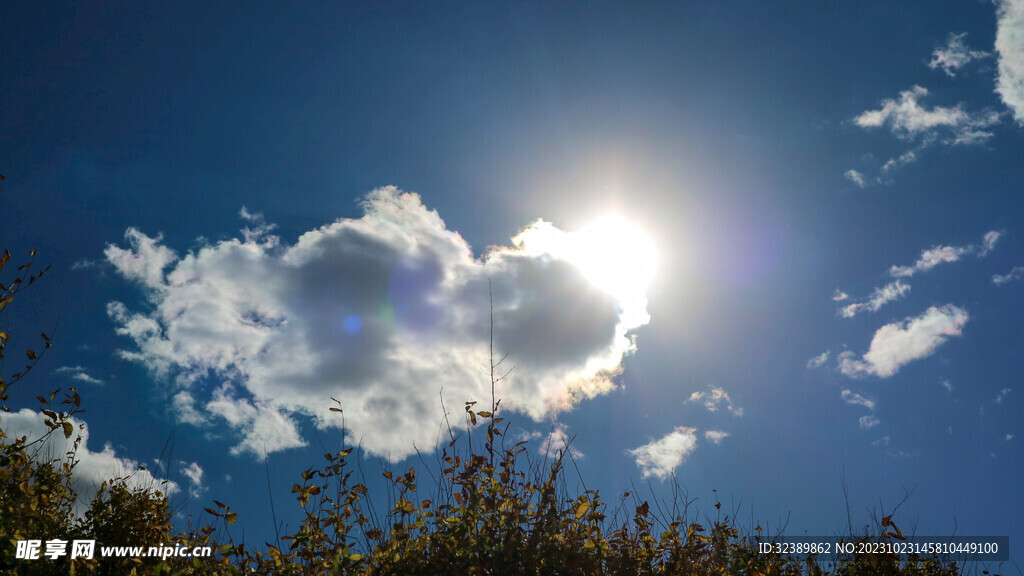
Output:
[{"xmin": 575, "ymin": 502, "xmax": 591, "ymax": 519}]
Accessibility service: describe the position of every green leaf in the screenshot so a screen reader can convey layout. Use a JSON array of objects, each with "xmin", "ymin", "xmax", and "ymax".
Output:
[{"xmin": 225, "ymin": 512, "xmax": 238, "ymax": 525}]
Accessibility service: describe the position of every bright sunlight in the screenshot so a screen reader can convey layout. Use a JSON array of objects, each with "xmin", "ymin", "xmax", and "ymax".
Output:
[{"xmin": 511, "ymin": 213, "xmax": 656, "ymax": 329}]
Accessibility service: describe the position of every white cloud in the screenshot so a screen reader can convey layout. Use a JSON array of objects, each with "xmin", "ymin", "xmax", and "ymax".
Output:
[
  {"xmin": 996, "ymin": 0, "xmax": 1024, "ymax": 123},
  {"xmin": 880, "ymin": 148, "xmax": 920, "ymax": 173},
  {"xmin": 205, "ymin": 384, "xmax": 306, "ymax": 457},
  {"xmin": 180, "ymin": 461, "xmax": 205, "ymax": 498},
  {"xmin": 850, "ymin": 86, "xmax": 1001, "ymax": 182},
  {"xmin": 55, "ymin": 365, "xmax": 104, "ymax": 385},
  {"xmin": 980, "ymin": 231, "xmax": 1002, "ymax": 256},
  {"xmin": 832, "ymin": 289, "xmax": 849, "ymax": 302},
  {"xmin": 537, "ymin": 423, "xmax": 582, "ymax": 458},
  {"xmin": 942, "ymin": 379, "xmax": 954, "ymax": 392},
  {"xmin": 844, "ymin": 170, "xmax": 867, "ymax": 188},
  {"xmin": 872, "ymin": 435, "xmax": 890, "ymax": 446},
  {"xmin": 838, "ymin": 305, "xmax": 969, "ymax": 378},
  {"xmin": 171, "ymin": 391, "xmax": 209, "ymax": 425},
  {"xmin": 807, "ymin": 351, "xmax": 830, "ymax": 369},
  {"xmin": 994, "ymin": 388, "xmax": 1012, "ymax": 404},
  {"xmin": 1007, "ymin": 433, "xmax": 1015, "ymax": 441},
  {"xmin": 859, "ymin": 415, "xmax": 880, "ymax": 429},
  {"xmin": 628, "ymin": 426, "xmax": 698, "ymax": 480},
  {"xmin": 889, "ymin": 231, "xmax": 999, "ymax": 278},
  {"xmin": 703, "ymin": 430, "xmax": 729, "ymax": 445},
  {"xmin": 0, "ymin": 409, "xmax": 178, "ymax": 510},
  {"xmin": 71, "ymin": 259, "xmax": 100, "ymax": 271},
  {"xmin": 841, "ymin": 389, "xmax": 876, "ymax": 410},
  {"xmin": 993, "ymin": 265, "xmax": 1024, "ymax": 284},
  {"xmin": 890, "ymin": 246, "xmax": 968, "ymax": 277},
  {"xmin": 928, "ymin": 33, "xmax": 990, "ymax": 77},
  {"xmin": 104, "ymin": 228, "xmax": 178, "ymax": 289},
  {"xmin": 839, "ymin": 281, "xmax": 911, "ymax": 318},
  {"xmin": 238, "ymin": 207, "xmax": 280, "ymax": 247},
  {"xmin": 104, "ymin": 187, "xmax": 652, "ymax": 461},
  {"xmin": 688, "ymin": 386, "xmax": 743, "ymax": 416},
  {"xmin": 854, "ymin": 86, "xmax": 1001, "ymax": 143}
]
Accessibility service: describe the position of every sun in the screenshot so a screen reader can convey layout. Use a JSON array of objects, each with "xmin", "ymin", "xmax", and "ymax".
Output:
[
  {"xmin": 570, "ymin": 214, "xmax": 657, "ymax": 301},
  {"xmin": 510, "ymin": 213, "xmax": 657, "ymax": 325}
]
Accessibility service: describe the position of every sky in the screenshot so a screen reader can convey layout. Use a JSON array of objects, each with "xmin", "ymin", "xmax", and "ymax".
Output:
[{"xmin": 1, "ymin": 0, "xmax": 1022, "ymax": 569}]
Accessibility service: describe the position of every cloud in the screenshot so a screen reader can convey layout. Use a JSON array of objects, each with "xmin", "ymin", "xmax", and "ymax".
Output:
[
  {"xmin": 537, "ymin": 423, "xmax": 582, "ymax": 458},
  {"xmin": 993, "ymin": 265, "xmax": 1024, "ymax": 284},
  {"xmin": 839, "ymin": 281, "xmax": 911, "ymax": 318},
  {"xmin": 54, "ymin": 365, "xmax": 104, "ymax": 385},
  {"xmin": 889, "ymin": 231, "xmax": 1000, "ymax": 278},
  {"xmin": 890, "ymin": 246, "xmax": 968, "ymax": 277},
  {"xmin": 994, "ymin": 388, "xmax": 1012, "ymax": 404},
  {"xmin": 807, "ymin": 351, "xmax": 830, "ymax": 369},
  {"xmin": 942, "ymin": 379, "xmax": 954, "ymax": 392},
  {"xmin": 841, "ymin": 389, "xmax": 876, "ymax": 410},
  {"xmin": 179, "ymin": 461, "xmax": 205, "ymax": 498},
  {"xmin": 844, "ymin": 170, "xmax": 867, "ymax": 188},
  {"xmin": 71, "ymin": 259, "xmax": 100, "ymax": 271},
  {"xmin": 703, "ymin": 430, "xmax": 729, "ymax": 445},
  {"xmin": 832, "ymin": 289, "xmax": 850, "ymax": 302},
  {"xmin": 854, "ymin": 86, "xmax": 1001, "ymax": 143},
  {"xmin": 104, "ymin": 228, "xmax": 178, "ymax": 289},
  {"xmin": 880, "ymin": 148, "xmax": 921, "ymax": 173},
  {"xmin": 980, "ymin": 231, "xmax": 1002, "ymax": 256},
  {"xmin": 628, "ymin": 426, "xmax": 698, "ymax": 480},
  {"xmin": 238, "ymin": 207, "xmax": 280, "ymax": 246},
  {"xmin": 996, "ymin": 0, "xmax": 1024, "ymax": 123},
  {"xmin": 171, "ymin": 391, "xmax": 209, "ymax": 425},
  {"xmin": 104, "ymin": 187, "xmax": 652, "ymax": 461},
  {"xmin": 687, "ymin": 386, "xmax": 743, "ymax": 416},
  {"xmin": 205, "ymin": 384, "xmax": 307, "ymax": 457},
  {"xmin": 850, "ymin": 86, "xmax": 1001, "ymax": 182},
  {"xmin": 838, "ymin": 305, "xmax": 969, "ymax": 378},
  {"xmin": 0, "ymin": 409, "xmax": 178, "ymax": 510},
  {"xmin": 859, "ymin": 415, "xmax": 880, "ymax": 429},
  {"xmin": 928, "ymin": 33, "xmax": 991, "ymax": 77}
]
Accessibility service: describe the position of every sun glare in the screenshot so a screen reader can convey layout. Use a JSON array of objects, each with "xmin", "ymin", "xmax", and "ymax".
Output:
[
  {"xmin": 572, "ymin": 214, "xmax": 657, "ymax": 300},
  {"xmin": 511, "ymin": 213, "xmax": 656, "ymax": 328}
]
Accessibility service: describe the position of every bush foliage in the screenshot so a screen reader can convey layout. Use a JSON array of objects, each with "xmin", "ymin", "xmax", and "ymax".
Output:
[{"xmin": 0, "ymin": 242, "xmax": 972, "ymax": 576}]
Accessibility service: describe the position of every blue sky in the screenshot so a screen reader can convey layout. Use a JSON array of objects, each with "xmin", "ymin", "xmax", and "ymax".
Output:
[{"xmin": 2, "ymin": 0, "xmax": 1022, "ymax": 567}]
